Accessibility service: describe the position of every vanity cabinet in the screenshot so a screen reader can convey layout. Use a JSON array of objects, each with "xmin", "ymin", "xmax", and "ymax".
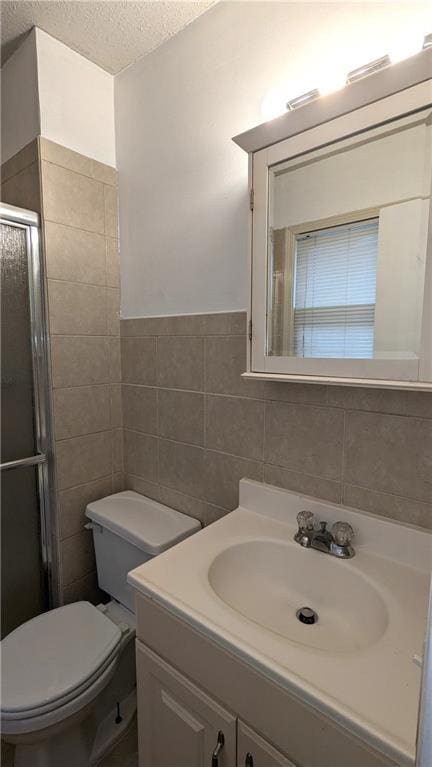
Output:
[
  {"xmin": 238, "ymin": 723, "xmax": 296, "ymax": 767},
  {"xmin": 136, "ymin": 641, "xmax": 237, "ymax": 767},
  {"xmin": 135, "ymin": 592, "xmax": 401, "ymax": 767}
]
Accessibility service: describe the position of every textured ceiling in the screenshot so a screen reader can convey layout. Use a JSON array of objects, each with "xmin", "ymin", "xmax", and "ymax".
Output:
[{"xmin": 0, "ymin": 0, "xmax": 215, "ymax": 73}]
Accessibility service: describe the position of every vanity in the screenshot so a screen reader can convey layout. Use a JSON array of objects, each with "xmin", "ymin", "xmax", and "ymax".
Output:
[{"xmin": 128, "ymin": 480, "xmax": 430, "ymax": 767}]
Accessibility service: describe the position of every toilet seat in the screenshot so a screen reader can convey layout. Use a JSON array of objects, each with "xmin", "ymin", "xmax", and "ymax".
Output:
[{"xmin": 1, "ymin": 602, "xmax": 122, "ymax": 722}]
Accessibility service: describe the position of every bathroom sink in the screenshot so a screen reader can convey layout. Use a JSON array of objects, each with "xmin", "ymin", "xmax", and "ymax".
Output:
[{"xmin": 208, "ymin": 539, "xmax": 388, "ymax": 653}]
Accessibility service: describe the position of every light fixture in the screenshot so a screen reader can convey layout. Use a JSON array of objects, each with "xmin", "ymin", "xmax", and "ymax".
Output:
[
  {"xmin": 389, "ymin": 31, "xmax": 425, "ymax": 63},
  {"xmin": 261, "ymin": 89, "xmax": 287, "ymax": 121},
  {"xmin": 423, "ymin": 33, "xmax": 432, "ymax": 50},
  {"xmin": 346, "ymin": 55, "xmax": 390, "ymax": 84},
  {"xmin": 286, "ymin": 89, "xmax": 320, "ymax": 111}
]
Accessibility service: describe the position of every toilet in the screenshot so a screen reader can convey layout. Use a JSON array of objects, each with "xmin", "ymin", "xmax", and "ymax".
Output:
[{"xmin": 0, "ymin": 491, "xmax": 200, "ymax": 767}]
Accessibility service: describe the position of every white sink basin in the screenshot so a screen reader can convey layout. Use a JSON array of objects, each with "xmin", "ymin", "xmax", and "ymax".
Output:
[
  {"xmin": 128, "ymin": 478, "xmax": 430, "ymax": 766},
  {"xmin": 208, "ymin": 539, "xmax": 388, "ymax": 653}
]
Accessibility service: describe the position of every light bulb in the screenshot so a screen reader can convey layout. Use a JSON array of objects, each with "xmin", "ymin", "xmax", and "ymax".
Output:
[
  {"xmin": 389, "ymin": 33, "xmax": 424, "ymax": 64},
  {"xmin": 316, "ymin": 65, "xmax": 346, "ymax": 96},
  {"xmin": 261, "ymin": 89, "xmax": 287, "ymax": 122}
]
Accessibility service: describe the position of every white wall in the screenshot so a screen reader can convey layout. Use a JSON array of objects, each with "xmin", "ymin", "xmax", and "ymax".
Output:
[
  {"xmin": 36, "ymin": 28, "xmax": 115, "ymax": 167},
  {"xmin": 1, "ymin": 29, "xmax": 40, "ymax": 163},
  {"xmin": 115, "ymin": 1, "xmax": 432, "ymax": 318}
]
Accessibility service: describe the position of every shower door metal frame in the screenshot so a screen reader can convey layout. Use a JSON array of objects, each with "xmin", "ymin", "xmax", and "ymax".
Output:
[{"xmin": 1, "ymin": 201, "xmax": 59, "ymax": 609}]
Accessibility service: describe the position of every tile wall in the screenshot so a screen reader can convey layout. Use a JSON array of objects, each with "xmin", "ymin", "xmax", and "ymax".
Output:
[
  {"xmin": 2, "ymin": 138, "xmax": 122, "ymax": 604},
  {"xmin": 39, "ymin": 139, "xmax": 122, "ymax": 603},
  {"xmin": 120, "ymin": 312, "xmax": 432, "ymax": 530}
]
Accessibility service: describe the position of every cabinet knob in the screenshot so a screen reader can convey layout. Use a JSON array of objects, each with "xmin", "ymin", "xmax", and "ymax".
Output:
[
  {"xmin": 211, "ymin": 730, "xmax": 225, "ymax": 766},
  {"xmin": 245, "ymin": 753, "xmax": 254, "ymax": 767}
]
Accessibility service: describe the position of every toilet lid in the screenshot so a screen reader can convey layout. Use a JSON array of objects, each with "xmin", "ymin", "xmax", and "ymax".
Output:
[{"xmin": 1, "ymin": 602, "xmax": 122, "ymax": 714}]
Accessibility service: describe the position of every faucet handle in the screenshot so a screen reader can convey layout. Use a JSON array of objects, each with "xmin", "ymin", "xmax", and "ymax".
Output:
[
  {"xmin": 296, "ymin": 510, "xmax": 314, "ymax": 531},
  {"xmin": 332, "ymin": 521, "xmax": 354, "ymax": 547}
]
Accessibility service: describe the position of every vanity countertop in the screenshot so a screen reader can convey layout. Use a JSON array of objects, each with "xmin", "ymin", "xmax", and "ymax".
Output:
[{"xmin": 128, "ymin": 479, "xmax": 431, "ymax": 767}]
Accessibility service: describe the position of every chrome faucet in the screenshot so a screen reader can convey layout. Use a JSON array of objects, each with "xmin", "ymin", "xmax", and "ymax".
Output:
[{"xmin": 294, "ymin": 511, "xmax": 355, "ymax": 559}]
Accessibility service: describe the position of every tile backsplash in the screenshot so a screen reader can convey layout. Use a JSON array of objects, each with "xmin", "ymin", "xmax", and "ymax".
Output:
[{"xmin": 120, "ymin": 312, "xmax": 432, "ymax": 530}]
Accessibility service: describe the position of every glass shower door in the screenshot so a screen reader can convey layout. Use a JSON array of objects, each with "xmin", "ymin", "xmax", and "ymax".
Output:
[{"xmin": 1, "ymin": 203, "xmax": 55, "ymax": 638}]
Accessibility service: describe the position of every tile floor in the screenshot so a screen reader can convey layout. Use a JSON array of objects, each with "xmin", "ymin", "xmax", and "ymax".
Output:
[{"xmin": 0, "ymin": 720, "xmax": 138, "ymax": 767}]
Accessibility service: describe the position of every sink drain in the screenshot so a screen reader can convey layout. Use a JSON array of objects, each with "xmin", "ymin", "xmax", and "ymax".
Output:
[{"xmin": 296, "ymin": 607, "xmax": 318, "ymax": 625}]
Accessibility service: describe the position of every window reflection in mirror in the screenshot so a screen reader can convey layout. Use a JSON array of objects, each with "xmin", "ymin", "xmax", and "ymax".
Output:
[{"xmin": 267, "ymin": 109, "xmax": 431, "ymax": 362}]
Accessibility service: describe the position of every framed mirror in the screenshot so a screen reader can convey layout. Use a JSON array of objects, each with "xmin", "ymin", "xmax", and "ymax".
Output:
[{"xmin": 235, "ymin": 51, "xmax": 432, "ymax": 389}]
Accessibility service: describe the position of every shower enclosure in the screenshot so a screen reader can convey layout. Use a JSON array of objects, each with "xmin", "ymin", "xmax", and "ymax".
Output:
[{"xmin": 1, "ymin": 202, "xmax": 57, "ymax": 638}]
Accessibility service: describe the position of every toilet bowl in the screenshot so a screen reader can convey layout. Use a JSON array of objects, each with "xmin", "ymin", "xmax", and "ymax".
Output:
[{"xmin": 1, "ymin": 491, "xmax": 200, "ymax": 767}]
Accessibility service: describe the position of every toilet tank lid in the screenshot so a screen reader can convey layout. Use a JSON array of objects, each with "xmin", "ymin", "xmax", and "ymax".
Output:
[{"xmin": 85, "ymin": 491, "xmax": 201, "ymax": 555}]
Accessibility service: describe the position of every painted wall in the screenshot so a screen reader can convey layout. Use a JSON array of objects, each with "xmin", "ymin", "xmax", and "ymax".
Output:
[
  {"xmin": 36, "ymin": 29, "xmax": 116, "ymax": 167},
  {"xmin": 115, "ymin": 1, "xmax": 432, "ymax": 318},
  {"xmin": 1, "ymin": 29, "xmax": 40, "ymax": 163}
]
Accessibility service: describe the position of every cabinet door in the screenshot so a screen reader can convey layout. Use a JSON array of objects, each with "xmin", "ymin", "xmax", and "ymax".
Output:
[
  {"xmin": 136, "ymin": 640, "xmax": 237, "ymax": 767},
  {"xmin": 238, "ymin": 722, "xmax": 297, "ymax": 767}
]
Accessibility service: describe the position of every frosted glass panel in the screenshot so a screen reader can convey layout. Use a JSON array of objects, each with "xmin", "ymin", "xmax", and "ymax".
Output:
[
  {"xmin": 1, "ymin": 223, "xmax": 36, "ymax": 462},
  {"xmin": 0, "ymin": 219, "xmax": 47, "ymax": 637},
  {"xmin": 1, "ymin": 466, "xmax": 45, "ymax": 638}
]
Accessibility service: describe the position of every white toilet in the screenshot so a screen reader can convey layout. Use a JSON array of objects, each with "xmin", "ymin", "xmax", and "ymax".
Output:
[{"xmin": 1, "ymin": 491, "xmax": 200, "ymax": 767}]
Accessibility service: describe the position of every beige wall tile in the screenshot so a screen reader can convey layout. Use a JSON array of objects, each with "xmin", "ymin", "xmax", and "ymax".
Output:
[
  {"xmin": 202, "ymin": 450, "xmax": 263, "ymax": 509},
  {"xmin": 112, "ymin": 472, "xmax": 125, "ymax": 492},
  {"xmin": 204, "ymin": 503, "xmax": 230, "ymax": 526},
  {"xmin": 40, "ymin": 139, "xmax": 117, "ymax": 184},
  {"xmin": 123, "ymin": 430, "xmax": 157, "ymax": 480},
  {"xmin": 328, "ymin": 386, "xmax": 432, "ymax": 419},
  {"xmin": 205, "ymin": 336, "xmax": 264, "ymax": 398},
  {"xmin": 344, "ymin": 411, "xmax": 432, "ymax": 503},
  {"xmin": 54, "ymin": 385, "xmax": 110, "ymax": 440},
  {"xmin": 62, "ymin": 570, "xmax": 104, "ymax": 605},
  {"xmin": 56, "ymin": 431, "xmax": 113, "ymax": 490},
  {"xmin": 158, "ymin": 336, "xmax": 204, "ymax": 390},
  {"xmin": 157, "ymin": 485, "xmax": 206, "ymax": 525},
  {"xmin": 91, "ymin": 159, "xmax": 117, "ymax": 187},
  {"xmin": 40, "ymin": 138, "xmax": 94, "ymax": 178},
  {"xmin": 51, "ymin": 336, "xmax": 110, "ymax": 388},
  {"xmin": 159, "ymin": 389, "xmax": 204, "ymax": 445},
  {"xmin": 61, "ymin": 529, "xmax": 96, "ymax": 585},
  {"xmin": 1, "ymin": 163, "xmax": 41, "ymax": 212},
  {"xmin": 44, "ymin": 221, "xmax": 106, "ymax": 285},
  {"xmin": 106, "ymin": 288, "xmax": 120, "ymax": 336},
  {"xmin": 48, "ymin": 280, "xmax": 107, "ymax": 335},
  {"xmin": 106, "ymin": 237, "xmax": 120, "ymax": 288},
  {"xmin": 110, "ymin": 384, "xmax": 123, "ymax": 428},
  {"xmin": 159, "ymin": 439, "xmax": 205, "ymax": 498},
  {"xmin": 59, "ymin": 476, "xmax": 113, "ymax": 539},
  {"xmin": 120, "ymin": 315, "xmax": 206, "ymax": 336},
  {"xmin": 122, "ymin": 385, "xmax": 157, "ymax": 434},
  {"xmin": 112, "ymin": 428, "xmax": 124, "ymax": 473},
  {"xmin": 265, "ymin": 402, "xmax": 344, "ymax": 481},
  {"xmin": 121, "ymin": 337, "xmax": 157, "ymax": 385},
  {"xmin": 204, "ymin": 312, "xmax": 246, "ymax": 335},
  {"xmin": 343, "ymin": 484, "xmax": 432, "ymax": 529},
  {"xmin": 104, "ymin": 184, "xmax": 118, "ymax": 237},
  {"xmin": 1, "ymin": 139, "xmax": 38, "ymax": 183},
  {"xmin": 109, "ymin": 337, "xmax": 122, "ymax": 383},
  {"xmin": 264, "ymin": 381, "xmax": 328, "ymax": 406},
  {"xmin": 125, "ymin": 474, "xmax": 161, "ymax": 502},
  {"xmin": 205, "ymin": 395, "xmax": 264, "ymax": 461},
  {"xmin": 264, "ymin": 464, "xmax": 342, "ymax": 504},
  {"xmin": 42, "ymin": 161, "xmax": 105, "ymax": 233}
]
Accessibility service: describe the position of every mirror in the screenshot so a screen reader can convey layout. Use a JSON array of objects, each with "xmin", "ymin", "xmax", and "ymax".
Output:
[{"xmin": 266, "ymin": 108, "xmax": 431, "ymax": 364}]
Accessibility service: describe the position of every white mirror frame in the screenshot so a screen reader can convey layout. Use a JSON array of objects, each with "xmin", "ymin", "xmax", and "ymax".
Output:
[{"xmin": 234, "ymin": 50, "xmax": 432, "ymax": 391}]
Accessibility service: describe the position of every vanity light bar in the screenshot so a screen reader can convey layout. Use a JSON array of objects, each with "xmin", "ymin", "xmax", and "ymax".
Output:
[
  {"xmin": 423, "ymin": 33, "xmax": 432, "ymax": 50},
  {"xmin": 286, "ymin": 88, "xmax": 320, "ymax": 111},
  {"xmin": 346, "ymin": 55, "xmax": 391, "ymax": 84}
]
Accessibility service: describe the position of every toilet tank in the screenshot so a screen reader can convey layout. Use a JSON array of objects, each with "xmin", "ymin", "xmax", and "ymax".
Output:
[{"xmin": 85, "ymin": 491, "xmax": 201, "ymax": 612}]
